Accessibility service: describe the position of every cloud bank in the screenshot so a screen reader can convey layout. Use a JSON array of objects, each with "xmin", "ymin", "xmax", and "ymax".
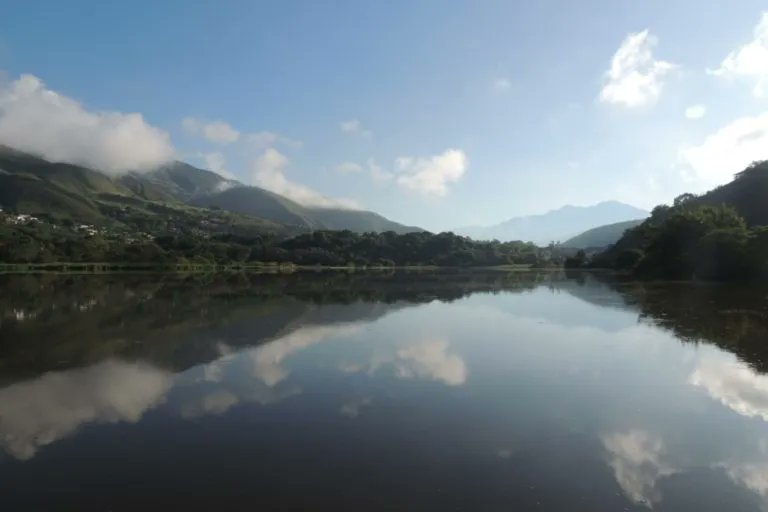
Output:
[
  {"xmin": 0, "ymin": 74, "xmax": 174, "ymax": 174},
  {"xmin": 251, "ymin": 148, "xmax": 360, "ymax": 209}
]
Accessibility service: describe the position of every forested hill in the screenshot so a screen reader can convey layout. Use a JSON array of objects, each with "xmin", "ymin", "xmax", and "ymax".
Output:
[
  {"xmin": 0, "ymin": 145, "xmax": 422, "ymax": 236},
  {"xmin": 562, "ymin": 219, "xmax": 644, "ymax": 249},
  {"xmin": 590, "ymin": 161, "xmax": 768, "ymax": 280}
]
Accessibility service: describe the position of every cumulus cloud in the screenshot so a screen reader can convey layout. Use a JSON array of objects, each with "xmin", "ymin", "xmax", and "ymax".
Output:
[
  {"xmin": 0, "ymin": 74, "xmax": 174, "ymax": 174},
  {"xmin": 679, "ymin": 111, "xmax": 768, "ymax": 188},
  {"xmin": 709, "ymin": 13, "xmax": 768, "ymax": 98},
  {"xmin": 599, "ymin": 30, "xmax": 675, "ymax": 107},
  {"xmin": 602, "ymin": 430, "xmax": 677, "ymax": 507},
  {"xmin": 182, "ymin": 117, "xmax": 240, "ymax": 144},
  {"xmin": 684, "ymin": 104, "xmax": 707, "ymax": 120},
  {"xmin": 0, "ymin": 360, "xmax": 172, "ymax": 460},
  {"xmin": 690, "ymin": 354, "xmax": 768, "ymax": 422},
  {"xmin": 395, "ymin": 149, "xmax": 468, "ymax": 196},
  {"xmin": 340, "ymin": 119, "xmax": 372, "ymax": 138},
  {"xmin": 335, "ymin": 161, "xmax": 363, "ymax": 174},
  {"xmin": 492, "ymin": 77, "xmax": 512, "ymax": 92},
  {"xmin": 250, "ymin": 148, "xmax": 360, "ymax": 209}
]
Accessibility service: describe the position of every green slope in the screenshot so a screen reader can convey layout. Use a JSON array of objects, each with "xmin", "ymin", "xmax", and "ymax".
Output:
[
  {"xmin": 697, "ymin": 161, "xmax": 768, "ymax": 225},
  {"xmin": 308, "ymin": 208, "xmax": 424, "ymax": 234},
  {"xmin": 190, "ymin": 186, "xmax": 325, "ymax": 229},
  {"xmin": 562, "ymin": 219, "xmax": 644, "ymax": 249}
]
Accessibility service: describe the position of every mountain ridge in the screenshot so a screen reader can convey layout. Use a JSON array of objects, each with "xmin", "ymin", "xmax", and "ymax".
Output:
[
  {"xmin": 456, "ymin": 201, "xmax": 648, "ymax": 244},
  {"xmin": 0, "ymin": 145, "xmax": 423, "ymax": 235}
]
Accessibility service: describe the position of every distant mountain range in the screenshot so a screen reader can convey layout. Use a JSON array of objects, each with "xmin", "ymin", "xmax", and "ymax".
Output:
[
  {"xmin": 0, "ymin": 146, "xmax": 422, "ymax": 236},
  {"xmin": 455, "ymin": 201, "xmax": 648, "ymax": 245}
]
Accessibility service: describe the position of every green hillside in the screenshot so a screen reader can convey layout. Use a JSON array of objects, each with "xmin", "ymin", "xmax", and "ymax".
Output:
[
  {"xmin": 562, "ymin": 219, "xmax": 644, "ymax": 249},
  {"xmin": 190, "ymin": 186, "xmax": 325, "ymax": 230},
  {"xmin": 306, "ymin": 208, "xmax": 423, "ymax": 234},
  {"xmin": 697, "ymin": 161, "xmax": 768, "ymax": 225},
  {"xmin": 593, "ymin": 161, "xmax": 768, "ymax": 280},
  {"xmin": 0, "ymin": 146, "xmax": 427, "ymax": 237}
]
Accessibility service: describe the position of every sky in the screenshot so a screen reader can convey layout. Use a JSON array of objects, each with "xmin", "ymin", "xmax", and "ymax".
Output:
[{"xmin": 1, "ymin": 0, "xmax": 768, "ymax": 232}]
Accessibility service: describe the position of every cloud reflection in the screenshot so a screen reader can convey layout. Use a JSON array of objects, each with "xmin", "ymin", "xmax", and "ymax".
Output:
[
  {"xmin": 690, "ymin": 355, "xmax": 768, "ymax": 422},
  {"xmin": 393, "ymin": 339, "xmax": 468, "ymax": 386},
  {"xmin": 0, "ymin": 360, "xmax": 172, "ymax": 460},
  {"xmin": 602, "ymin": 430, "xmax": 677, "ymax": 508},
  {"xmin": 248, "ymin": 324, "xmax": 363, "ymax": 387}
]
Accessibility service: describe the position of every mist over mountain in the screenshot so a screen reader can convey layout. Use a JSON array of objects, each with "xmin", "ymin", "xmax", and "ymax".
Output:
[
  {"xmin": 455, "ymin": 201, "xmax": 648, "ymax": 245},
  {"xmin": 0, "ymin": 145, "xmax": 421, "ymax": 235}
]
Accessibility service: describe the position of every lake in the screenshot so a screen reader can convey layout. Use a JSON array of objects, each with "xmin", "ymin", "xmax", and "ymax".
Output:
[{"xmin": 1, "ymin": 271, "xmax": 768, "ymax": 511}]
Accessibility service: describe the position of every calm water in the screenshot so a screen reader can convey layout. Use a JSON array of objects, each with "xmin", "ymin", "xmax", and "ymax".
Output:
[{"xmin": 1, "ymin": 271, "xmax": 768, "ymax": 511}]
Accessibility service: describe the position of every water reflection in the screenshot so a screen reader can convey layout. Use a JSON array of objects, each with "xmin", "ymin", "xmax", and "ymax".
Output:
[
  {"xmin": 691, "ymin": 354, "xmax": 768, "ymax": 422},
  {"xmin": 1, "ymin": 272, "xmax": 768, "ymax": 511},
  {"xmin": 0, "ymin": 360, "xmax": 171, "ymax": 460},
  {"xmin": 602, "ymin": 430, "xmax": 677, "ymax": 507}
]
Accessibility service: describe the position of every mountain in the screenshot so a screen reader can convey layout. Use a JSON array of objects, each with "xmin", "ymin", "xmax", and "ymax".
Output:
[
  {"xmin": 562, "ymin": 219, "xmax": 644, "ymax": 249},
  {"xmin": 189, "ymin": 184, "xmax": 422, "ymax": 234},
  {"xmin": 594, "ymin": 160, "xmax": 768, "ymax": 276},
  {"xmin": 303, "ymin": 207, "xmax": 422, "ymax": 234},
  {"xmin": 696, "ymin": 161, "xmax": 768, "ymax": 225},
  {"xmin": 120, "ymin": 161, "xmax": 241, "ymax": 202},
  {"xmin": 189, "ymin": 186, "xmax": 325, "ymax": 230},
  {"xmin": 0, "ymin": 145, "xmax": 424, "ymax": 235},
  {"xmin": 456, "ymin": 201, "xmax": 648, "ymax": 245}
]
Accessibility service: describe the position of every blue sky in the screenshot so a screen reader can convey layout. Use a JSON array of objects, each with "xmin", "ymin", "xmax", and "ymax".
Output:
[{"xmin": 1, "ymin": 0, "xmax": 768, "ymax": 231}]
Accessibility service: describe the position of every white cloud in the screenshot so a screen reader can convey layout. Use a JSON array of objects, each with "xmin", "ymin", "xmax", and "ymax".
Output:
[
  {"xmin": 0, "ymin": 360, "xmax": 172, "ymax": 460},
  {"xmin": 250, "ymin": 148, "xmax": 360, "ymax": 209},
  {"xmin": 335, "ymin": 161, "xmax": 363, "ymax": 174},
  {"xmin": 395, "ymin": 149, "xmax": 468, "ymax": 196},
  {"xmin": 492, "ymin": 77, "xmax": 512, "ymax": 92},
  {"xmin": 393, "ymin": 339, "xmax": 467, "ymax": 386},
  {"xmin": 690, "ymin": 354, "xmax": 768, "ymax": 422},
  {"xmin": 679, "ymin": 111, "xmax": 768, "ymax": 188},
  {"xmin": 602, "ymin": 430, "xmax": 677, "ymax": 507},
  {"xmin": 200, "ymin": 151, "xmax": 237, "ymax": 180},
  {"xmin": 340, "ymin": 119, "xmax": 372, "ymax": 138},
  {"xmin": 0, "ymin": 74, "xmax": 174, "ymax": 174},
  {"xmin": 599, "ymin": 30, "xmax": 675, "ymax": 107},
  {"xmin": 182, "ymin": 117, "xmax": 240, "ymax": 144},
  {"xmin": 709, "ymin": 13, "xmax": 768, "ymax": 98},
  {"xmin": 684, "ymin": 104, "xmax": 707, "ymax": 120}
]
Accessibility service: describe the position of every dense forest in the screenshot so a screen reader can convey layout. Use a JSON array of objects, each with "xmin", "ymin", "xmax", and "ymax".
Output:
[
  {"xmin": 0, "ymin": 210, "xmax": 552, "ymax": 267},
  {"xmin": 586, "ymin": 161, "xmax": 768, "ymax": 280}
]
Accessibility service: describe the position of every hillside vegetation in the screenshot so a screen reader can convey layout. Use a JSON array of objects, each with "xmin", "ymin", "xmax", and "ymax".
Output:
[
  {"xmin": 591, "ymin": 161, "xmax": 768, "ymax": 280},
  {"xmin": 0, "ymin": 146, "xmax": 423, "ymax": 236},
  {"xmin": 562, "ymin": 219, "xmax": 644, "ymax": 249}
]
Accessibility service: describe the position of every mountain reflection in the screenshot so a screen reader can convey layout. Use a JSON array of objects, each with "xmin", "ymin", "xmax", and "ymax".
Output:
[{"xmin": 2, "ymin": 271, "xmax": 768, "ymax": 511}]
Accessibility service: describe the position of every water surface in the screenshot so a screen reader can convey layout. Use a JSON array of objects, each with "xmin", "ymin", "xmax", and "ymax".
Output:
[{"xmin": 1, "ymin": 271, "xmax": 768, "ymax": 511}]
